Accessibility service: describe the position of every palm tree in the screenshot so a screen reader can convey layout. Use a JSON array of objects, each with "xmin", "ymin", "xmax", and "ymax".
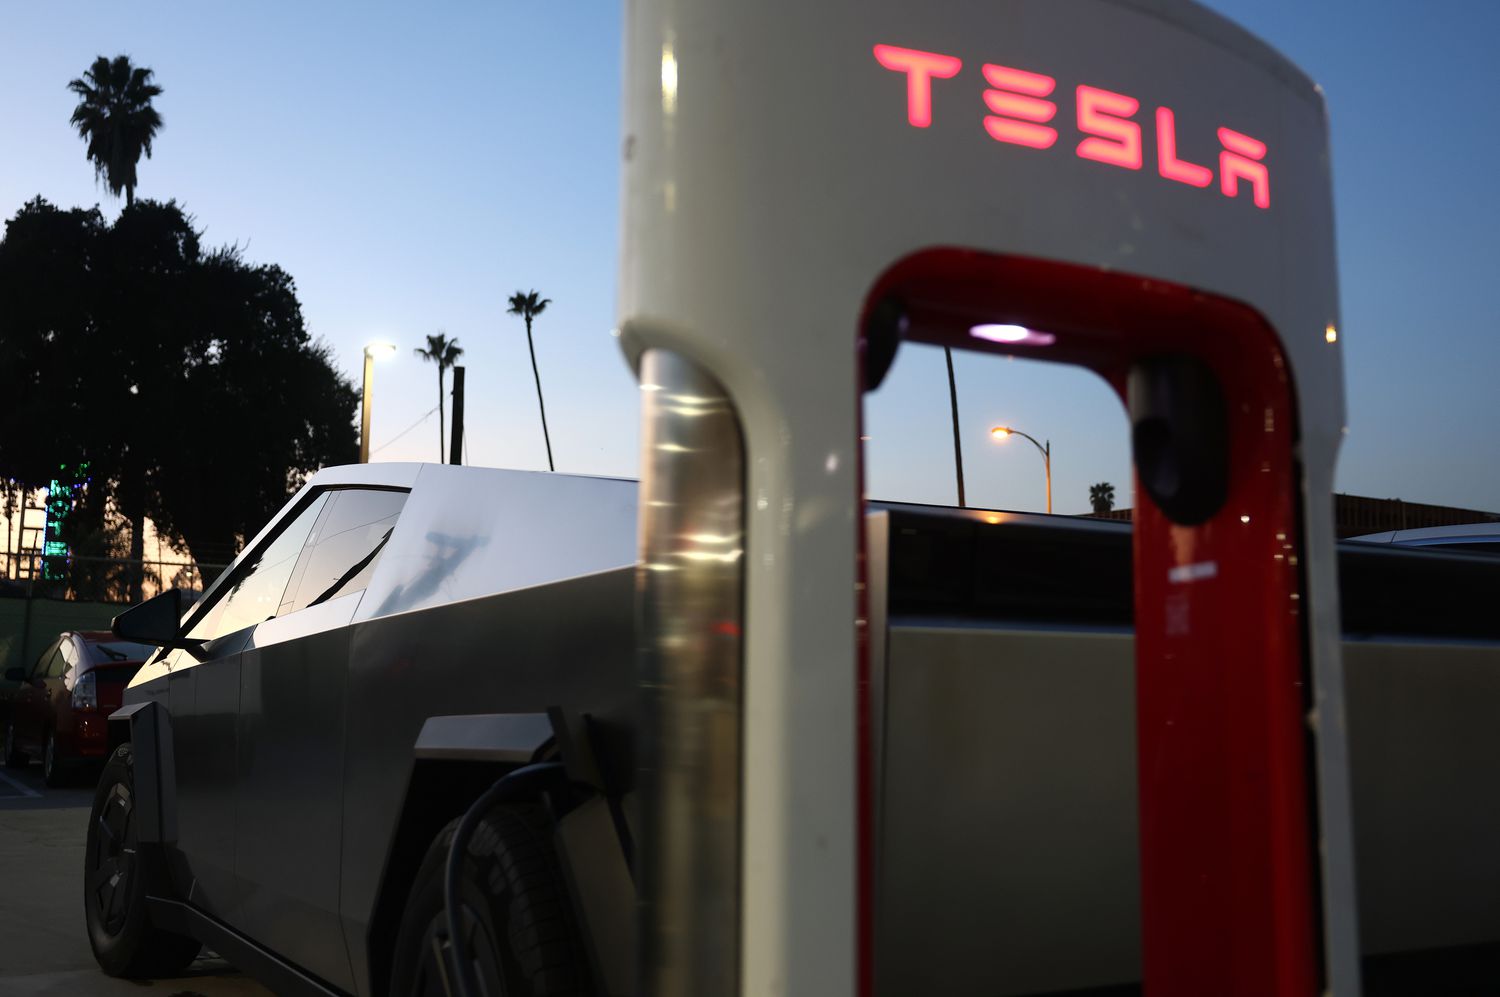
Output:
[
  {"xmin": 414, "ymin": 332, "xmax": 463, "ymax": 462},
  {"xmin": 507, "ymin": 290, "xmax": 555, "ymax": 471},
  {"xmin": 1089, "ymin": 481, "xmax": 1116, "ymax": 514},
  {"xmin": 67, "ymin": 56, "xmax": 164, "ymax": 209}
]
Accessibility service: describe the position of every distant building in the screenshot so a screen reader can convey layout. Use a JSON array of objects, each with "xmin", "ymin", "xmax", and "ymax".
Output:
[
  {"xmin": 1329, "ymin": 494, "xmax": 1500, "ymax": 538},
  {"xmin": 1083, "ymin": 494, "xmax": 1500, "ymax": 539}
]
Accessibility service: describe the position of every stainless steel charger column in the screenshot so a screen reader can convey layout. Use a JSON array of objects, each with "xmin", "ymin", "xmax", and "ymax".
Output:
[{"xmin": 635, "ymin": 350, "xmax": 746, "ymax": 997}]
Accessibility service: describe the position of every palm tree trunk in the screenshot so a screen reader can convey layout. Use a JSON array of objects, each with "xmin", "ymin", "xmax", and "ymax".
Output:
[
  {"xmin": 437, "ymin": 369, "xmax": 446, "ymax": 463},
  {"xmin": 3, "ymin": 479, "xmax": 12, "ymax": 579},
  {"xmin": 4, "ymin": 479, "xmax": 16, "ymax": 580},
  {"xmin": 129, "ymin": 508, "xmax": 147, "ymax": 603},
  {"xmin": 120, "ymin": 470, "xmax": 146, "ymax": 603},
  {"xmin": 525, "ymin": 318, "xmax": 555, "ymax": 471},
  {"xmin": 945, "ymin": 346, "xmax": 965, "ymax": 507},
  {"xmin": 125, "ymin": 185, "xmax": 133, "ymax": 210},
  {"xmin": 12, "ymin": 479, "xmax": 29, "ymax": 592}
]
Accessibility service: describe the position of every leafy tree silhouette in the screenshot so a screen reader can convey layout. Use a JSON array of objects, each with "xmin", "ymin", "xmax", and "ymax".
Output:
[
  {"xmin": 414, "ymin": 332, "xmax": 463, "ymax": 463},
  {"xmin": 0, "ymin": 200, "xmax": 117, "ymax": 594},
  {"xmin": 507, "ymin": 290, "xmax": 555, "ymax": 471},
  {"xmin": 67, "ymin": 56, "xmax": 163, "ymax": 209},
  {"xmin": 103, "ymin": 200, "xmax": 200, "ymax": 598},
  {"xmin": 0, "ymin": 200, "xmax": 108, "ymax": 492},
  {"xmin": 153, "ymin": 241, "xmax": 358, "ymax": 575},
  {"xmin": 0, "ymin": 198, "xmax": 358, "ymax": 595},
  {"xmin": 1090, "ymin": 481, "xmax": 1116, "ymax": 514}
]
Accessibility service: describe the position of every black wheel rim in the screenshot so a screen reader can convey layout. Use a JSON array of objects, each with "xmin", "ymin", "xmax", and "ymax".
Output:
[
  {"xmin": 410, "ymin": 901, "xmax": 506, "ymax": 997},
  {"xmin": 89, "ymin": 783, "xmax": 136, "ymax": 935}
]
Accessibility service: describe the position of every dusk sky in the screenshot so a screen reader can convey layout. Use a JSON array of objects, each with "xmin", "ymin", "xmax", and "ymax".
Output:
[{"xmin": 2, "ymin": 1, "xmax": 1496, "ymax": 518}]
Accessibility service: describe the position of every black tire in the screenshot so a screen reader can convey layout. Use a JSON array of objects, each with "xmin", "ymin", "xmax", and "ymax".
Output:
[
  {"xmin": 390, "ymin": 803, "xmax": 594, "ymax": 997},
  {"xmin": 42, "ymin": 729, "xmax": 69, "ymax": 787},
  {"xmin": 84, "ymin": 743, "xmax": 201, "ymax": 978},
  {"xmin": 2, "ymin": 718, "xmax": 26, "ymax": 768}
]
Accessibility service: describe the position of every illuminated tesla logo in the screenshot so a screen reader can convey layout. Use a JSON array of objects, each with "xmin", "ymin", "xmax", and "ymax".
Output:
[{"xmin": 873, "ymin": 43, "xmax": 1270, "ymax": 209}]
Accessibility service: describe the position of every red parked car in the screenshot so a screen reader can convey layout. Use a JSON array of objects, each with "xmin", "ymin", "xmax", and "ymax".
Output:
[{"xmin": 2, "ymin": 630, "xmax": 153, "ymax": 786}]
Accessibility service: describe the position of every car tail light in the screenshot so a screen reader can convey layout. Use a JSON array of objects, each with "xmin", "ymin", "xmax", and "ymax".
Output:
[
  {"xmin": 71, "ymin": 670, "xmax": 98, "ymax": 711},
  {"xmin": 636, "ymin": 349, "xmax": 745, "ymax": 996}
]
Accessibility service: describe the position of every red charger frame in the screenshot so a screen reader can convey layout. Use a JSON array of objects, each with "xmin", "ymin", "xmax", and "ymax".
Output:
[{"xmin": 859, "ymin": 248, "xmax": 1322, "ymax": 997}]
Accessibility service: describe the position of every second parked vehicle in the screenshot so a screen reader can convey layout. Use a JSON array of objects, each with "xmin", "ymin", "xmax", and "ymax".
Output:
[{"xmin": 3, "ymin": 630, "xmax": 153, "ymax": 786}]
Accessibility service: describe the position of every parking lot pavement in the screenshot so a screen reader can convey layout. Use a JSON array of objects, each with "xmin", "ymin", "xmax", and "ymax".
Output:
[{"xmin": 0, "ymin": 762, "xmax": 271, "ymax": 996}]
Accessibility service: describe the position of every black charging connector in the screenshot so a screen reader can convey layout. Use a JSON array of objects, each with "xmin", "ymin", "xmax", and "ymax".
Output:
[{"xmin": 1128, "ymin": 355, "xmax": 1230, "ymax": 526}]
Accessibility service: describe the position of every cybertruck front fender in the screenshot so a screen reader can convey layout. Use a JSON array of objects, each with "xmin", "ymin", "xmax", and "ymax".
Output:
[{"xmin": 108, "ymin": 700, "xmax": 177, "ymax": 845}]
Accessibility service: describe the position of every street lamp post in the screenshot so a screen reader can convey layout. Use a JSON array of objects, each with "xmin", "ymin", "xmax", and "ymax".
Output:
[
  {"xmin": 360, "ymin": 342, "xmax": 398, "ymax": 463},
  {"xmin": 990, "ymin": 426, "xmax": 1052, "ymax": 514}
]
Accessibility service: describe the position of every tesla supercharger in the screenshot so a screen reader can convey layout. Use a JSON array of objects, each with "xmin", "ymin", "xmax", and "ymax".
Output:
[{"xmin": 619, "ymin": 1, "xmax": 1359, "ymax": 995}]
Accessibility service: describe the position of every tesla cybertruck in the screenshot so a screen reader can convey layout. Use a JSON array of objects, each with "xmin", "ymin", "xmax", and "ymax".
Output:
[{"xmin": 91, "ymin": 462, "xmax": 1500, "ymax": 996}]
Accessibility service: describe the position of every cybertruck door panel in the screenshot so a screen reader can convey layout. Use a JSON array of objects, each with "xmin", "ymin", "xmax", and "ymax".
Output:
[
  {"xmin": 338, "ymin": 568, "xmax": 638, "ymax": 997},
  {"xmin": 171, "ymin": 490, "xmax": 334, "ymax": 924},
  {"xmin": 234, "ymin": 594, "xmax": 361, "ymax": 993},
  {"xmin": 232, "ymin": 486, "xmax": 407, "ymax": 993},
  {"xmin": 164, "ymin": 637, "xmax": 247, "ymax": 919}
]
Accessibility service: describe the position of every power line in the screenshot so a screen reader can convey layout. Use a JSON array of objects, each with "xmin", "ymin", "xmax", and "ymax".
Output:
[{"xmin": 371, "ymin": 405, "xmax": 440, "ymax": 456}]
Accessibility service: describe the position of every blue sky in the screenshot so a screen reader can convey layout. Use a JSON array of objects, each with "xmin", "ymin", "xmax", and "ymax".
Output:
[{"xmin": 1, "ymin": 1, "xmax": 1496, "ymax": 516}]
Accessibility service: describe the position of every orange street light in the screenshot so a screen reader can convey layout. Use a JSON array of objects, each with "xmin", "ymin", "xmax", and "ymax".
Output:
[{"xmin": 990, "ymin": 425, "xmax": 1052, "ymax": 514}]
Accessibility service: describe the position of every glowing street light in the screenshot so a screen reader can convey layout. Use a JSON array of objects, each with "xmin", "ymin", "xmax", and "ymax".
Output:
[
  {"xmin": 360, "ymin": 342, "xmax": 399, "ymax": 463},
  {"xmin": 990, "ymin": 425, "xmax": 1052, "ymax": 514}
]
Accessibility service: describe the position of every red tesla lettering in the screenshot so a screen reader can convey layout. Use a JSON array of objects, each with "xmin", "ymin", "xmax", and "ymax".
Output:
[
  {"xmin": 873, "ymin": 44, "xmax": 962, "ymax": 128},
  {"xmin": 1076, "ymin": 85, "xmax": 1142, "ymax": 169},
  {"xmin": 982, "ymin": 64, "xmax": 1057, "ymax": 149},
  {"xmin": 870, "ymin": 42, "xmax": 1272, "ymax": 211},
  {"xmin": 1218, "ymin": 127, "xmax": 1270, "ymax": 208},
  {"xmin": 1155, "ymin": 107, "xmax": 1213, "ymax": 187}
]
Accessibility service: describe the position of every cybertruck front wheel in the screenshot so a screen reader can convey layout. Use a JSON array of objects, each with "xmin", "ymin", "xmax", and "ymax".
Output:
[
  {"xmin": 84, "ymin": 744, "xmax": 201, "ymax": 977},
  {"xmin": 391, "ymin": 803, "xmax": 594, "ymax": 997}
]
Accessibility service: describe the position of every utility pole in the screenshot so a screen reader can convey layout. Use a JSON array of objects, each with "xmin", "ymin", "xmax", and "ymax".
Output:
[
  {"xmin": 1043, "ymin": 438, "xmax": 1052, "ymax": 514},
  {"xmin": 449, "ymin": 365, "xmax": 466, "ymax": 465}
]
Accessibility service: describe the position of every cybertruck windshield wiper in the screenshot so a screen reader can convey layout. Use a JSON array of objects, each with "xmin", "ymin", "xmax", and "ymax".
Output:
[{"xmin": 306, "ymin": 527, "xmax": 393, "ymax": 610}]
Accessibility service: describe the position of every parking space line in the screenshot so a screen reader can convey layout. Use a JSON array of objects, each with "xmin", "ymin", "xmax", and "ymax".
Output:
[{"xmin": 0, "ymin": 768, "xmax": 41, "ymax": 798}]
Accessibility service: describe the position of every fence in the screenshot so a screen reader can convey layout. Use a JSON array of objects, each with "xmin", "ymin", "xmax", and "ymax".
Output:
[{"xmin": 0, "ymin": 554, "xmax": 227, "ymax": 677}]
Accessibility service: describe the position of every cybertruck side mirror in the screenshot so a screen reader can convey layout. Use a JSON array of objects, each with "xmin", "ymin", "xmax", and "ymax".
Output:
[
  {"xmin": 112, "ymin": 588, "xmax": 204, "ymax": 655},
  {"xmin": 1129, "ymin": 355, "xmax": 1230, "ymax": 526}
]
